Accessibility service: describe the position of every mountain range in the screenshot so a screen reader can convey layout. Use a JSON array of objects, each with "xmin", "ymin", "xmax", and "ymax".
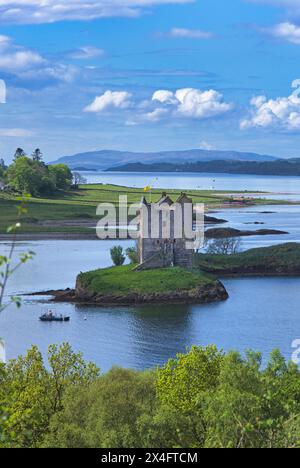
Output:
[{"xmin": 51, "ymin": 149, "xmax": 279, "ymax": 171}]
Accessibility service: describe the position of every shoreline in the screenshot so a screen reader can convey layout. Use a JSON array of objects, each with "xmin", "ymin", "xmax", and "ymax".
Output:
[
  {"xmin": 0, "ymin": 202, "xmax": 295, "ymax": 242},
  {"xmin": 28, "ymin": 282, "xmax": 229, "ymax": 306}
]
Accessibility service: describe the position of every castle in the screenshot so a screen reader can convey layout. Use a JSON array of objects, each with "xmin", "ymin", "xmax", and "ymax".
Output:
[{"xmin": 136, "ymin": 192, "xmax": 194, "ymax": 270}]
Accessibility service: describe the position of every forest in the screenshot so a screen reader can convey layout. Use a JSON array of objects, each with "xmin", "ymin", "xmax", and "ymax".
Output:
[{"xmin": 1, "ymin": 343, "xmax": 300, "ymax": 448}]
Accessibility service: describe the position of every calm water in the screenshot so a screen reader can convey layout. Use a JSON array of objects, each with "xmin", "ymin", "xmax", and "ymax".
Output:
[
  {"xmin": 0, "ymin": 227, "xmax": 300, "ymax": 370},
  {"xmin": 1, "ymin": 171, "xmax": 300, "ymax": 369},
  {"xmin": 82, "ymin": 171, "xmax": 300, "ymax": 200},
  {"xmin": 213, "ymin": 204, "xmax": 300, "ymax": 250}
]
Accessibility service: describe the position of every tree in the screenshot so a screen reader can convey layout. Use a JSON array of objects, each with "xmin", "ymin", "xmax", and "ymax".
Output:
[
  {"xmin": 49, "ymin": 164, "xmax": 72, "ymax": 191},
  {"xmin": 32, "ymin": 148, "xmax": 43, "ymax": 162},
  {"xmin": 0, "ymin": 159, "xmax": 5, "ymax": 184},
  {"xmin": 205, "ymin": 237, "xmax": 241, "ymax": 255},
  {"xmin": 44, "ymin": 368, "xmax": 156, "ymax": 448},
  {"xmin": 204, "ymin": 349, "xmax": 300, "ymax": 448},
  {"xmin": 7, "ymin": 157, "xmax": 46, "ymax": 196},
  {"xmin": 72, "ymin": 172, "xmax": 87, "ymax": 189},
  {"xmin": 156, "ymin": 346, "xmax": 224, "ymax": 447},
  {"xmin": 126, "ymin": 246, "xmax": 139, "ymax": 264},
  {"xmin": 110, "ymin": 246, "xmax": 126, "ymax": 266},
  {"xmin": 13, "ymin": 148, "xmax": 26, "ymax": 161},
  {"xmin": 0, "ymin": 344, "xmax": 99, "ymax": 448}
]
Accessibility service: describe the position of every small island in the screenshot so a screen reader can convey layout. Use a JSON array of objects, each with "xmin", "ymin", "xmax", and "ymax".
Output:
[
  {"xmin": 31, "ymin": 194, "xmax": 300, "ymax": 307},
  {"xmin": 195, "ymin": 243, "xmax": 300, "ymax": 277},
  {"xmin": 62, "ymin": 265, "xmax": 228, "ymax": 305}
]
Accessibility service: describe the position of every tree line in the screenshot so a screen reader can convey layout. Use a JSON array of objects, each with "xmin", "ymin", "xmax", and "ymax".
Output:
[
  {"xmin": 1, "ymin": 343, "xmax": 300, "ymax": 448},
  {"xmin": 109, "ymin": 159, "xmax": 300, "ymax": 176},
  {"xmin": 0, "ymin": 148, "xmax": 86, "ymax": 196}
]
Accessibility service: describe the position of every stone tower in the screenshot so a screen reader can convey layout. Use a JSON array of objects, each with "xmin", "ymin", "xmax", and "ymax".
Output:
[{"xmin": 136, "ymin": 192, "xmax": 194, "ymax": 270}]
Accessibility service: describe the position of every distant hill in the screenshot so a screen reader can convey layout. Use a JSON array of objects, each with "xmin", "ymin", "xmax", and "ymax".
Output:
[
  {"xmin": 50, "ymin": 149, "xmax": 279, "ymax": 171},
  {"xmin": 106, "ymin": 159, "xmax": 300, "ymax": 176}
]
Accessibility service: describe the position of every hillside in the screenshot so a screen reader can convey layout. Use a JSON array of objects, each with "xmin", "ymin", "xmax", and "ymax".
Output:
[
  {"xmin": 195, "ymin": 243, "xmax": 300, "ymax": 276},
  {"xmin": 50, "ymin": 149, "xmax": 278, "ymax": 171},
  {"xmin": 108, "ymin": 159, "xmax": 300, "ymax": 176}
]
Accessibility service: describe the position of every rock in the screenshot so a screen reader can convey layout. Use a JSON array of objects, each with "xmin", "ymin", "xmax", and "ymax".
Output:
[{"xmin": 204, "ymin": 215, "xmax": 227, "ymax": 225}]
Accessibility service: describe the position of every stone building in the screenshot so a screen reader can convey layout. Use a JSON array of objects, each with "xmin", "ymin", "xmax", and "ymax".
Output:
[{"xmin": 136, "ymin": 192, "xmax": 194, "ymax": 270}]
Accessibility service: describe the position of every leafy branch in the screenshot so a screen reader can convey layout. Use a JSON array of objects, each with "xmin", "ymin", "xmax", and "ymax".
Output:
[{"xmin": 0, "ymin": 194, "xmax": 35, "ymax": 313}]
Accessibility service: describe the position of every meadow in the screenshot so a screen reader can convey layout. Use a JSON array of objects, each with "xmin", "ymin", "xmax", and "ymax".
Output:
[{"xmin": 0, "ymin": 183, "xmax": 282, "ymax": 235}]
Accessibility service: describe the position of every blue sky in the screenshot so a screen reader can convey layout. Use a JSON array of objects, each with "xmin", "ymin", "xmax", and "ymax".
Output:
[{"xmin": 0, "ymin": 0, "xmax": 300, "ymax": 162}]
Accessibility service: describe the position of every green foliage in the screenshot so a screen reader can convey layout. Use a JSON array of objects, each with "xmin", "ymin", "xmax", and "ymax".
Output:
[
  {"xmin": 49, "ymin": 164, "xmax": 72, "ymax": 190},
  {"xmin": 196, "ymin": 242, "xmax": 300, "ymax": 275},
  {"xmin": 0, "ymin": 343, "xmax": 99, "ymax": 448},
  {"xmin": 7, "ymin": 157, "xmax": 46, "ymax": 196},
  {"xmin": 156, "ymin": 346, "xmax": 224, "ymax": 447},
  {"xmin": 126, "ymin": 246, "xmax": 139, "ymax": 264},
  {"xmin": 110, "ymin": 246, "xmax": 126, "ymax": 267},
  {"xmin": 44, "ymin": 368, "xmax": 156, "ymax": 448},
  {"xmin": 1, "ymin": 345, "xmax": 300, "ymax": 448},
  {"xmin": 6, "ymin": 157, "xmax": 72, "ymax": 197}
]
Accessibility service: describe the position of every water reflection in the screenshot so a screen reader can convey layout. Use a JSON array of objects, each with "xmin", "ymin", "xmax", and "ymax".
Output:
[{"xmin": 129, "ymin": 304, "xmax": 193, "ymax": 368}]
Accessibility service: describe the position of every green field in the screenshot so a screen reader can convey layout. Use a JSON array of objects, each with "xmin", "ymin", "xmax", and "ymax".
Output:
[
  {"xmin": 0, "ymin": 183, "xmax": 284, "ymax": 235},
  {"xmin": 78, "ymin": 264, "xmax": 214, "ymax": 295}
]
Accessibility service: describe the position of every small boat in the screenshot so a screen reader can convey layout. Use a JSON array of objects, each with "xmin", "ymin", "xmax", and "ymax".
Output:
[{"xmin": 39, "ymin": 311, "xmax": 70, "ymax": 322}]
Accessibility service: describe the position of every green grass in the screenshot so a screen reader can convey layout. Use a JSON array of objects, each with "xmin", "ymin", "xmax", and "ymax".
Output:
[
  {"xmin": 195, "ymin": 243, "xmax": 300, "ymax": 275},
  {"xmin": 0, "ymin": 183, "xmax": 284, "ymax": 235},
  {"xmin": 78, "ymin": 264, "xmax": 215, "ymax": 295}
]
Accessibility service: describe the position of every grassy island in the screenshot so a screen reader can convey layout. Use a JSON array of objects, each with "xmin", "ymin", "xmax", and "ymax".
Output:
[
  {"xmin": 78, "ymin": 265, "xmax": 214, "ymax": 294},
  {"xmin": 195, "ymin": 243, "xmax": 300, "ymax": 277},
  {"xmin": 71, "ymin": 265, "xmax": 229, "ymax": 305}
]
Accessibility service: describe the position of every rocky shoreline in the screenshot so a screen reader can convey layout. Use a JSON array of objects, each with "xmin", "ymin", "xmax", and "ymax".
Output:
[{"xmin": 31, "ymin": 279, "xmax": 229, "ymax": 306}]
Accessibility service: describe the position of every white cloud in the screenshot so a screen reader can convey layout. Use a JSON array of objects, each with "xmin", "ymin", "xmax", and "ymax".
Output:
[
  {"xmin": 0, "ymin": 1, "xmax": 194, "ymax": 24},
  {"xmin": 85, "ymin": 87, "xmax": 232, "ymax": 122},
  {"xmin": 143, "ymin": 108, "xmax": 169, "ymax": 122},
  {"xmin": 0, "ymin": 35, "xmax": 44, "ymax": 72},
  {"xmin": 249, "ymin": 0, "xmax": 300, "ymax": 14},
  {"xmin": 0, "ymin": 128, "xmax": 34, "ymax": 137},
  {"xmin": 151, "ymin": 88, "xmax": 232, "ymax": 119},
  {"xmin": 175, "ymin": 88, "xmax": 232, "ymax": 118},
  {"xmin": 262, "ymin": 22, "xmax": 300, "ymax": 44},
  {"xmin": 0, "ymin": 35, "xmax": 76, "ymax": 82},
  {"xmin": 84, "ymin": 90, "xmax": 133, "ymax": 113},
  {"xmin": 69, "ymin": 46, "xmax": 105, "ymax": 60},
  {"xmin": 152, "ymin": 89, "xmax": 178, "ymax": 104},
  {"xmin": 167, "ymin": 27, "xmax": 215, "ymax": 39},
  {"xmin": 241, "ymin": 89, "xmax": 300, "ymax": 130}
]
